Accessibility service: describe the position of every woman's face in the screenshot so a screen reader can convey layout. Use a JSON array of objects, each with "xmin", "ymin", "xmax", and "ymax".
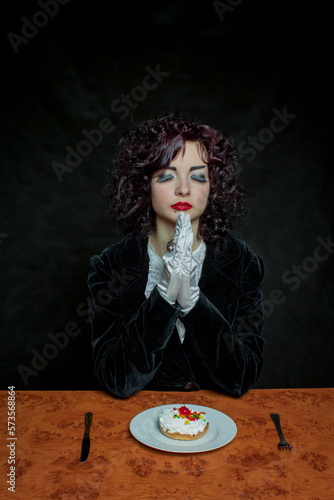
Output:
[{"xmin": 151, "ymin": 141, "xmax": 210, "ymax": 233}]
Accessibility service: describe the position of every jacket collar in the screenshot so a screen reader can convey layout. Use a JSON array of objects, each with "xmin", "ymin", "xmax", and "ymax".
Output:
[
  {"xmin": 114, "ymin": 233, "xmax": 242, "ymax": 273},
  {"xmin": 113, "ymin": 233, "xmax": 149, "ymax": 275},
  {"xmin": 199, "ymin": 236, "xmax": 243, "ymax": 310},
  {"xmin": 113, "ymin": 232, "xmax": 243, "ymax": 310}
]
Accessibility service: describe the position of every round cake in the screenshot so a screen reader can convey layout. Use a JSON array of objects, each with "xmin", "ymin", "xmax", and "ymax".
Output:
[{"xmin": 158, "ymin": 406, "xmax": 209, "ymax": 441}]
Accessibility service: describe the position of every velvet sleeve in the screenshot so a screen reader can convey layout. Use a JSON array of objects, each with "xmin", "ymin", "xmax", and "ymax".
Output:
[
  {"xmin": 181, "ymin": 247, "xmax": 265, "ymax": 397},
  {"xmin": 87, "ymin": 252, "xmax": 181, "ymax": 398}
]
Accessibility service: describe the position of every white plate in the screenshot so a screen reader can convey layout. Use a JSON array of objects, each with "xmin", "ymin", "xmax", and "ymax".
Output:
[{"xmin": 129, "ymin": 404, "xmax": 237, "ymax": 453}]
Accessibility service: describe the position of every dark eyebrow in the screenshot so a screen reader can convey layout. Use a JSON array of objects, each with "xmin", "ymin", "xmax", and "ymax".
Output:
[
  {"xmin": 166, "ymin": 165, "xmax": 206, "ymax": 171},
  {"xmin": 190, "ymin": 165, "xmax": 206, "ymax": 171}
]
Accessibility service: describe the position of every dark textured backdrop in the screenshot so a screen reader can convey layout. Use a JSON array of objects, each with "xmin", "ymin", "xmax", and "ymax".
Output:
[{"xmin": 1, "ymin": 0, "xmax": 333, "ymax": 390}]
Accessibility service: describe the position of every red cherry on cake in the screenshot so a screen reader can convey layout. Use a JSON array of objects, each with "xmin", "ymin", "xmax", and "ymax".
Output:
[{"xmin": 178, "ymin": 406, "xmax": 190, "ymax": 415}]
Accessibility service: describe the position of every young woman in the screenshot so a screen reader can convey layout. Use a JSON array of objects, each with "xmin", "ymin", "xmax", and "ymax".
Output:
[{"xmin": 87, "ymin": 112, "xmax": 265, "ymax": 398}]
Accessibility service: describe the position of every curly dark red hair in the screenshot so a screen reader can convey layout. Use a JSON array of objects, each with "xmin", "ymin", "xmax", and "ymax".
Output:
[{"xmin": 104, "ymin": 111, "xmax": 247, "ymax": 247}]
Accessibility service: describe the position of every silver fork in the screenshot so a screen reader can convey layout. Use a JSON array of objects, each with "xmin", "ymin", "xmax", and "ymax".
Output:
[{"xmin": 270, "ymin": 413, "xmax": 293, "ymax": 449}]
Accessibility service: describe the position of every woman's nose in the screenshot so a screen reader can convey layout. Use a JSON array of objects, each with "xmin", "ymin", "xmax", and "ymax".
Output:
[{"xmin": 175, "ymin": 178, "xmax": 190, "ymax": 196}]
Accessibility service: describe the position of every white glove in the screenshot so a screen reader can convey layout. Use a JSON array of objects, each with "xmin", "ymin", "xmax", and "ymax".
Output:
[
  {"xmin": 157, "ymin": 212, "xmax": 186, "ymax": 304},
  {"xmin": 157, "ymin": 213, "xmax": 200, "ymax": 313},
  {"xmin": 176, "ymin": 215, "xmax": 200, "ymax": 313},
  {"xmin": 177, "ymin": 261, "xmax": 200, "ymax": 313}
]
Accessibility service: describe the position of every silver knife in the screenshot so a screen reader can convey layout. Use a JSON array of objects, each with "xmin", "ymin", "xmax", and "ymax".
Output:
[{"xmin": 80, "ymin": 412, "xmax": 93, "ymax": 462}]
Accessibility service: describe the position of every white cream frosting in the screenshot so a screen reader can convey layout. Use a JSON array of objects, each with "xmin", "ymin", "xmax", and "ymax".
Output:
[{"xmin": 158, "ymin": 407, "xmax": 208, "ymax": 435}]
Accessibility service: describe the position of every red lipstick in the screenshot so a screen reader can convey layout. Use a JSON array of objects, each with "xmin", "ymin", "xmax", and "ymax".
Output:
[{"xmin": 171, "ymin": 202, "xmax": 192, "ymax": 211}]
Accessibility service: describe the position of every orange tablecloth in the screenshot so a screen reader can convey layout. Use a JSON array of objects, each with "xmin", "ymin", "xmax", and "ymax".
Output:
[{"xmin": 1, "ymin": 388, "xmax": 334, "ymax": 499}]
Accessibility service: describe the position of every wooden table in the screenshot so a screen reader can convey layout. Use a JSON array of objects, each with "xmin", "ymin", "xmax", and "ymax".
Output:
[{"xmin": 1, "ymin": 388, "xmax": 334, "ymax": 499}]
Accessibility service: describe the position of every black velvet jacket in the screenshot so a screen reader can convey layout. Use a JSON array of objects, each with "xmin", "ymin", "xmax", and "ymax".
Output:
[{"xmin": 87, "ymin": 233, "xmax": 265, "ymax": 398}]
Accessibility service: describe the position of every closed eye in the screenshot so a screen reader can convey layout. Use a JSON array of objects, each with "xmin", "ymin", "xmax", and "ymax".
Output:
[
  {"xmin": 190, "ymin": 174, "xmax": 208, "ymax": 183},
  {"xmin": 156, "ymin": 173, "xmax": 174, "ymax": 183}
]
